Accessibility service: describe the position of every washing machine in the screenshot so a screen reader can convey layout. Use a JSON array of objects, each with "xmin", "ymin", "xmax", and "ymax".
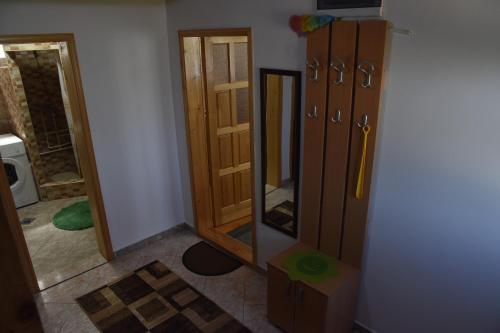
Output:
[{"xmin": 0, "ymin": 134, "xmax": 39, "ymax": 208}]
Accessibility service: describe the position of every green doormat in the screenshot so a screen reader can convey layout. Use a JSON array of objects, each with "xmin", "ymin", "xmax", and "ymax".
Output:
[
  {"xmin": 282, "ymin": 250, "xmax": 337, "ymax": 284},
  {"xmin": 53, "ymin": 200, "xmax": 93, "ymax": 231}
]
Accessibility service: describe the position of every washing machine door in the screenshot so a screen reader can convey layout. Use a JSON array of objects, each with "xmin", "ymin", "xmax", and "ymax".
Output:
[{"xmin": 2, "ymin": 157, "xmax": 26, "ymax": 193}]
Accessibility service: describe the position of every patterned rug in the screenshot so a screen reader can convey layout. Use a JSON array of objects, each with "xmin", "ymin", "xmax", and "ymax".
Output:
[
  {"xmin": 76, "ymin": 260, "xmax": 250, "ymax": 332},
  {"xmin": 264, "ymin": 200, "xmax": 294, "ymax": 233}
]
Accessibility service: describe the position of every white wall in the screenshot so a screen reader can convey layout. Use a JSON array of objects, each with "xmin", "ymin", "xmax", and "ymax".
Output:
[
  {"xmin": 167, "ymin": 0, "xmax": 500, "ymax": 331},
  {"xmin": 359, "ymin": 1, "xmax": 500, "ymax": 331},
  {"xmin": 0, "ymin": 0, "xmax": 186, "ymax": 251},
  {"xmin": 166, "ymin": 0, "xmax": 312, "ymax": 270}
]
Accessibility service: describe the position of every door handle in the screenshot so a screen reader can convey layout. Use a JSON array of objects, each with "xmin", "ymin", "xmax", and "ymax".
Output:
[
  {"xmin": 330, "ymin": 59, "xmax": 346, "ymax": 85},
  {"xmin": 306, "ymin": 105, "xmax": 318, "ymax": 119},
  {"xmin": 357, "ymin": 60, "xmax": 375, "ymax": 88},
  {"xmin": 296, "ymin": 286, "xmax": 304, "ymax": 305},
  {"xmin": 331, "ymin": 109, "xmax": 342, "ymax": 124},
  {"xmin": 285, "ymin": 280, "xmax": 293, "ymax": 300},
  {"xmin": 306, "ymin": 58, "xmax": 321, "ymax": 82}
]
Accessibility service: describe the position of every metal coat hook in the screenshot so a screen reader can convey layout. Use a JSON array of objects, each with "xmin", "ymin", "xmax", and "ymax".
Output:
[
  {"xmin": 307, "ymin": 105, "xmax": 318, "ymax": 119},
  {"xmin": 357, "ymin": 61, "xmax": 375, "ymax": 88},
  {"xmin": 330, "ymin": 59, "xmax": 346, "ymax": 85},
  {"xmin": 357, "ymin": 114, "xmax": 368, "ymax": 128},
  {"xmin": 331, "ymin": 109, "xmax": 341, "ymax": 124},
  {"xmin": 391, "ymin": 27, "xmax": 415, "ymax": 37},
  {"xmin": 306, "ymin": 58, "xmax": 320, "ymax": 82}
]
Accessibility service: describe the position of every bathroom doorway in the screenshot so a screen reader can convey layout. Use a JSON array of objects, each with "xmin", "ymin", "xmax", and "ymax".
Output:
[
  {"xmin": 179, "ymin": 29, "xmax": 256, "ymax": 264},
  {"xmin": 0, "ymin": 34, "xmax": 112, "ymax": 292}
]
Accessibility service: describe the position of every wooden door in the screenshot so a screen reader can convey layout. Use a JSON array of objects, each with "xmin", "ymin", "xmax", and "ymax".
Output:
[
  {"xmin": 320, "ymin": 21, "xmax": 359, "ymax": 258},
  {"xmin": 299, "ymin": 25, "xmax": 330, "ymax": 247},
  {"xmin": 181, "ymin": 37, "xmax": 213, "ymax": 235},
  {"xmin": 204, "ymin": 36, "xmax": 252, "ymax": 227},
  {"xmin": 294, "ymin": 282, "xmax": 327, "ymax": 333},
  {"xmin": 267, "ymin": 265, "xmax": 295, "ymax": 333},
  {"xmin": 341, "ymin": 20, "xmax": 389, "ymax": 268},
  {"xmin": 0, "ymin": 159, "xmax": 43, "ymax": 332},
  {"xmin": 265, "ymin": 74, "xmax": 283, "ymax": 188}
]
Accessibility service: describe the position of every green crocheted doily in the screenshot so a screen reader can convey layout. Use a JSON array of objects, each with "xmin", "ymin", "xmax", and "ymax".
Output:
[{"xmin": 282, "ymin": 250, "xmax": 337, "ymax": 284}]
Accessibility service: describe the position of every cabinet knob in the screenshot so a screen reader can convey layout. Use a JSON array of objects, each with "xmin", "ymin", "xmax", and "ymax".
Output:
[{"xmin": 285, "ymin": 280, "xmax": 293, "ymax": 300}]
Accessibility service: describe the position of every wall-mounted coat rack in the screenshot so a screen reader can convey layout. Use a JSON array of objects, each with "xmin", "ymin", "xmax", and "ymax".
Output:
[{"xmin": 300, "ymin": 20, "xmax": 390, "ymax": 269}]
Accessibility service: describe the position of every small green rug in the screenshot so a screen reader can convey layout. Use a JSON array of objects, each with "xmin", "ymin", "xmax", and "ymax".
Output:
[
  {"xmin": 53, "ymin": 200, "xmax": 93, "ymax": 231},
  {"xmin": 282, "ymin": 250, "xmax": 337, "ymax": 284}
]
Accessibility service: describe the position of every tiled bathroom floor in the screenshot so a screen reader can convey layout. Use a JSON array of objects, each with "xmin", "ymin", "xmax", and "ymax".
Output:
[
  {"xmin": 35, "ymin": 225, "xmax": 278, "ymax": 333},
  {"xmin": 18, "ymin": 196, "xmax": 106, "ymax": 290}
]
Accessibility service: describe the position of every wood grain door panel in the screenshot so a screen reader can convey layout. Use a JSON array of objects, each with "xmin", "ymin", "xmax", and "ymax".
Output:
[
  {"xmin": 294, "ymin": 282, "xmax": 327, "ymax": 333},
  {"xmin": 205, "ymin": 36, "xmax": 252, "ymax": 227},
  {"xmin": 267, "ymin": 265, "xmax": 295, "ymax": 333},
  {"xmin": 0, "ymin": 159, "xmax": 43, "ymax": 332},
  {"xmin": 341, "ymin": 20, "xmax": 389, "ymax": 268},
  {"xmin": 299, "ymin": 25, "xmax": 330, "ymax": 247},
  {"xmin": 320, "ymin": 21, "xmax": 359, "ymax": 258}
]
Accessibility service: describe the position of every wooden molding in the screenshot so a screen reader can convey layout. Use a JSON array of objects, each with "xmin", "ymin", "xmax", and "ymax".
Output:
[
  {"xmin": 0, "ymin": 34, "xmax": 114, "ymax": 292},
  {"xmin": 178, "ymin": 28, "xmax": 257, "ymax": 266}
]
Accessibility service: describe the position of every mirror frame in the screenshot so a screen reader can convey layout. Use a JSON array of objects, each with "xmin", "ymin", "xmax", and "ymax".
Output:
[{"xmin": 260, "ymin": 68, "xmax": 302, "ymax": 238}]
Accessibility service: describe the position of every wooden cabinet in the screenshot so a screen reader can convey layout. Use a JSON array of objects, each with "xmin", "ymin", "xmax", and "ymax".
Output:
[{"xmin": 267, "ymin": 244, "xmax": 360, "ymax": 333}]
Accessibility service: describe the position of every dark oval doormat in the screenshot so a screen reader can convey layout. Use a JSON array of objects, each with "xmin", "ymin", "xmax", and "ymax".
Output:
[{"xmin": 182, "ymin": 241, "xmax": 243, "ymax": 276}]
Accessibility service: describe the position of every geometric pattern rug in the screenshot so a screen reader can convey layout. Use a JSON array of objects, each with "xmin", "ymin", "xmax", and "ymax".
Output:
[
  {"xmin": 264, "ymin": 200, "xmax": 294, "ymax": 233},
  {"xmin": 76, "ymin": 260, "xmax": 251, "ymax": 332}
]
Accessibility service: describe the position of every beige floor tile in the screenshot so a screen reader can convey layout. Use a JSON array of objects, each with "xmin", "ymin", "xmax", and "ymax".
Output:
[
  {"xmin": 18, "ymin": 196, "xmax": 106, "ymax": 290},
  {"xmin": 243, "ymin": 303, "xmax": 281, "ymax": 333},
  {"xmin": 36, "ymin": 225, "xmax": 282, "ymax": 332},
  {"xmin": 244, "ymin": 273, "xmax": 267, "ymax": 305}
]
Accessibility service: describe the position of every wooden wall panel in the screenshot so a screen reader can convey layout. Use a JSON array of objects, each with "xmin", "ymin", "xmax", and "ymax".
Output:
[
  {"xmin": 221, "ymin": 174, "xmax": 235, "ymax": 207},
  {"xmin": 265, "ymin": 74, "xmax": 283, "ymax": 188},
  {"xmin": 238, "ymin": 130, "xmax": 250, "ymax": 164},
  {"xmin": 341, "ymin": 20, "xmax": 389, "ymax": 268},
  {"xmin": 181, "ymin": 37, "xmax": 213, "ymax": 234},
  {"xmin": 0, "ymin": 160, "xmax": 43, "ymax": 332},
  {"xmin": 300, "ymin": 25, "xmax": 330, "ymax": 247},
  {"xmin": 320, "ymin": 21, "xmax": 359, "ymax": 258},
  {"xmin": 218, "ymin": 134, "xmax": 234, "ymax": 169},
  {"xmin": 217, "ymin": 92, "xmax": 232, "ymax": 127},
  {"xmin": 240, "ymin": 169, "xmax": 252, "ymax": 201}
]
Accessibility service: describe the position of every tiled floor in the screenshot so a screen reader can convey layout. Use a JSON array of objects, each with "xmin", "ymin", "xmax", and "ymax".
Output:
[
  {"xmin": 265, "ymin": 182, "xmax": 294, "ymax": 211},
  {"xmin": 35, "ymin": 225, "xmax": 278, "ymax": 333},
  {"xmin": 18, "ymin": 196, "xmax": 106, "ymax": 290}
]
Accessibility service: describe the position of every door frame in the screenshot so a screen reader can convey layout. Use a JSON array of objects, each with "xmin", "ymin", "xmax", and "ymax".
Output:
[
  {"xmin": 0, "ymin": 33, "xmax": 114, "ymax": 293},
  {"xmin": 178, "ymin": 28, "xmax": 257, "ymax": 265}
]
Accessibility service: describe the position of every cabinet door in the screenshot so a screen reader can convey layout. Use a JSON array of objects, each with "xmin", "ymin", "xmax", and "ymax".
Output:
[
  {"xmin": 341, "ymin": 20, "xmax": 389, "ymax": 268},
  {"xmin": 300, "ymin": 24, "xmax": 330, "ymax": 248},
  {"xmin": 267, "ymin": 265, "xmax": 295, "ymax": 333},
  {"xmin": 320, "ymin": 21, "xmax": 358, "ymax": 258},
  {"xmin": 294, "ymin": 282, "xmax": 327, "ymax": 333}
]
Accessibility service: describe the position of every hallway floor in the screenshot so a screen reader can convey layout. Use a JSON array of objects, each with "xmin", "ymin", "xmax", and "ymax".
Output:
[
  {"xmin": 35, "ymin": 225, "xmax": 276, "ymax": 333},
  {"xmin": 18, "ymin": 196, "xmax": 106, "ymax": 290}
]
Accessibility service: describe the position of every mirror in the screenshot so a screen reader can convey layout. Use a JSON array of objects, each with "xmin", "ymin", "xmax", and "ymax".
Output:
[{"xmin": 260, "ymin": 69, "xmax": 301, "ymax": 238}]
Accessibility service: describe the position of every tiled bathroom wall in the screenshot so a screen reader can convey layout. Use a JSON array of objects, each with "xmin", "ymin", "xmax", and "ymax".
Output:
[
  {"xmin": 0, "ymin": 83, "xmax": 12, "ymax": 133},
  {"xmin": 8, "ymin": 50, "xmax": 73, "ymax": 155},
  {"xmin": 0, "ymin": 60, "xmax": 47, "ymax": 186},
  {"xmin": 0, "ymin": 44, "xmax": 87, "ymax": 201}
]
